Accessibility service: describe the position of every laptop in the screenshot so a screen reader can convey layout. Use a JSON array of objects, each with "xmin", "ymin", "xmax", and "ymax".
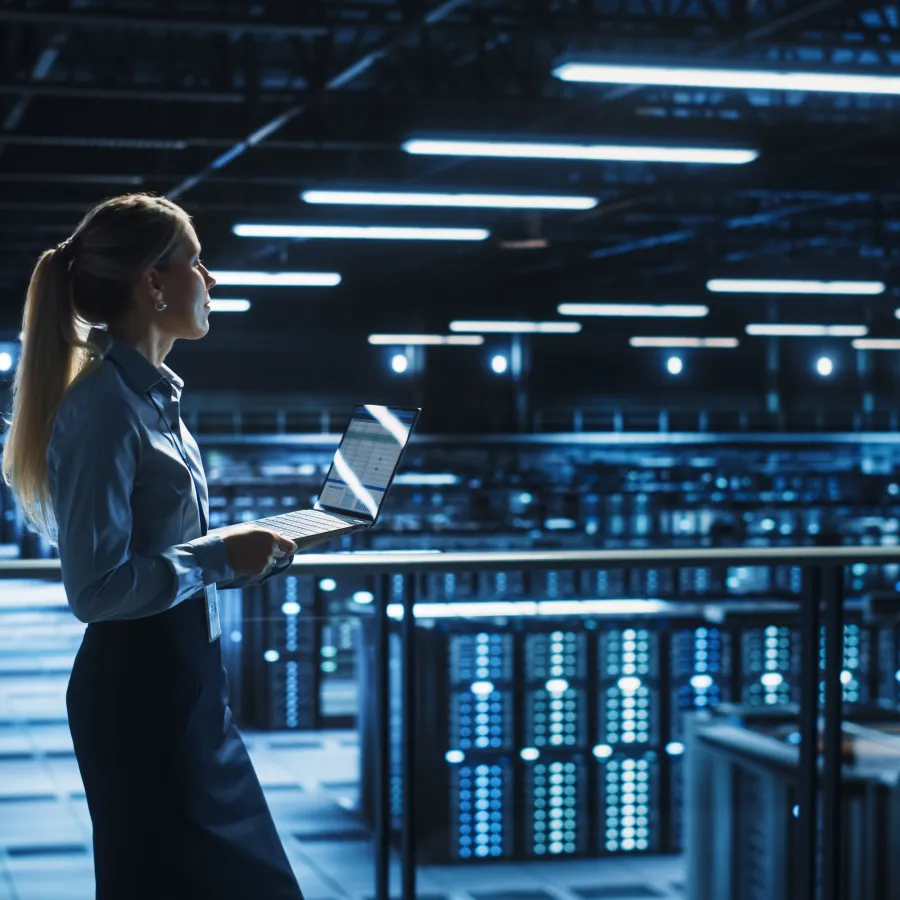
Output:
[{"xmin": 249, "ymin": 404, "xmax": 421, "ymax": 549}]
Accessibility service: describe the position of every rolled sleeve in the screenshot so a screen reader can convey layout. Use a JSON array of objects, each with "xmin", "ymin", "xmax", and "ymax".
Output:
[{"xmin": 48, "ymin": 395, "xmax": 234, "ymax": 624}]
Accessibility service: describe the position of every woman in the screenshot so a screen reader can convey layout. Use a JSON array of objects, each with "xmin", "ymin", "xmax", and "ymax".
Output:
[{"xmin": 2, "ymin": 194, "xmax": 306, "ymax": 899}]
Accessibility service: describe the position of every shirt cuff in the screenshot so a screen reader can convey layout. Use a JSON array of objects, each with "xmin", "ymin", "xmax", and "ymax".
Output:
[
  {"xmin": 162, "ymin": 534, "xmax": 235, "ymax": 590},
  {"xmin": 216, "ymin": 552, "xmax": 294, "ymax": 591}
]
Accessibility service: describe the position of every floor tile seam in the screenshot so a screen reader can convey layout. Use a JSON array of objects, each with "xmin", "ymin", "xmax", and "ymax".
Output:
[
  {"xmin": 17, "ymin": 723, "xmax": 92, "ymax": 846},
  {"xmin": 504, "ymin": 861, "xmax": 619, "ymax": 900},
  {"xmin": 0, "ymin": 847, "xmax": 18, "ymax": 900},
  {"xmin": 284, "ymin": 838, "xmax": 354, "ymax": 899}
]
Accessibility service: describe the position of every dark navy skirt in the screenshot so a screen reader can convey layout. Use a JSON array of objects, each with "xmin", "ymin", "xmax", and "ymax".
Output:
[{"xmin": 66, "ymin": 592, "xmax": 305, "ymax": 900}]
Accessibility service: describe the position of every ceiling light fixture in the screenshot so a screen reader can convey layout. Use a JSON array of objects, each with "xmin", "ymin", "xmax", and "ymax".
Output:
[
  {"xmin": 208, "ymin": 299, "xmax": 251, "ymax": 312},
  {"xmin": 403, "ymin": 139, "xmax": 757, "ymax": 166},
  {"xmin": 210, "ymin": 271, "xmax": 341, "ymax": 287},
  {"xmin": 854, "ymin": 338, "xmax": 900, "ymax": 350},
  {"xmin": 367, "ymin": 334, "xmax": 484, "ymax": 346},
  {"xmin": 707, "ymin": 278, "xmax": 885, "ymax": 295},
  {"xmin": 745, "ymin": 324, "xmax": 868, "ymax": 337},
  {"xmin": 629, "ymin": 337, "xmax": 738, "ymax": 348},
  {"xmin": 553, "ymin": 62, "xmax": 900, "ymax": 96},
  {"xmin": 233, "ymin": 224, "xmax": 489, "ymax": 241},
  {"xmin": 490, "ymin": 354, "xmax": 510, "ymax": 374},
  {"xmin": 449, "ymin": 321, "xmax": 582, "ymax": 334},
  {"xmin": 559, "ymin": 303, "xmax": 709, "ymax": 317},
  {"xmin": 301, "ymin": 190, "xmax": 599, "ymax": 210}
]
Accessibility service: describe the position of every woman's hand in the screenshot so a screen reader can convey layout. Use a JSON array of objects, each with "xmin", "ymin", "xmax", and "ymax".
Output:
[{"xmin": 219, "ymin": 524, "xmax": 297, "ymax": 576}]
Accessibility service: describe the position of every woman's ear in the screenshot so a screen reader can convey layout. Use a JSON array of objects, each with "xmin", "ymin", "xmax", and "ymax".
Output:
[
  {"xmin": 133, "ymin": 267, "xmax": 156, "ymax": 299},
  {"xmin": 146, "ymin": 267, "xmax": 164, "ymax": 295}
]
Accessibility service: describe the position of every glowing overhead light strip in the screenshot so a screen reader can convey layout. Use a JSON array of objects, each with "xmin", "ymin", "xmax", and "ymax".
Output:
[
  {"xmin": 367, "ymin": 334, "xmax": 484, "ymax": 346},
  {"xmin": 208, "ymin": 299, "xmax": 251, "ymax": 312},
  {"xmin": 233, "ymin": 224, "xmax": 489, "ymax": 241},
  {"xmin": 449, "ymin": 320, "xmax": 582, "ymax": 334},
  {"xmin": 210, "ymin": 271, "xmax": 341, "ymax": 287},
  {"xmin": 301, "ymin": 189, "xmax": 599, "ymax": 210},
  {"xmin": 403, "ymin": 139, "xmax": 757, "ymax": 166},
  {"xmin": 553, "ymin": 62, "xmax": 900, "ymax": 96},
  {"xmin": 558, "ymin": 303, "xmax": 709, "ymax": 318},
  {"xmin": 629, "ymin": 337, "xmax": 739, "ymax": 348},
  {"xmin": 707, "ymin": 278, "xmax": 885, "ymax": 295},
  {"xmin": 393, "ymin": 473, "xmax": 461, "ymax": 485},
  {"xmin": 746, "ymin": 324, "xmax": 868, "ymax": 337},
  {"xmin": 854, "ymin": 339, "xmax": 900, "ymax": 350},
  {"xmin": 385, "ymin": 598, "xmax": 668, "ymax": 620}
]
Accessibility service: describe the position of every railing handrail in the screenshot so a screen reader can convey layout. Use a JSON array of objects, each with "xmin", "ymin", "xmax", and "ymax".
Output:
[
  {"xmin": 6, "ymin": 543, "xmax": 900, "ymax": 578},
  {"xmin": 191, "ymin": 430, "xmax": 900, "ymax": 446}
]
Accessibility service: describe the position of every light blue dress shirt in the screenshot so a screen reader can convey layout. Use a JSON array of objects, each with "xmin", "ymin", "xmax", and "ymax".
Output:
[{"xmin": 47, "ymin": 327, "xmax": 292, "ymax": 624}]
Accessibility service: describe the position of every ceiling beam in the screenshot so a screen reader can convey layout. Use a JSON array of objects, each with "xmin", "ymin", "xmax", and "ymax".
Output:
[
  {"xmin": 0, "ymin": 8, "xmax": 334, "ymax": 38},
  {"xmin": 164, "ymin": 0, "xmax": 470, "ymax": 200},
  {"xmin": 0, "ymin": 134, "xmax": 394, "ymax": 152},
  {"xmin": 0, "ymin": 80, "xmax": 296, "ymax": 104},
  {"xmin": 0, "ymin": 5, "xmax": 844, "ymax": 39}
]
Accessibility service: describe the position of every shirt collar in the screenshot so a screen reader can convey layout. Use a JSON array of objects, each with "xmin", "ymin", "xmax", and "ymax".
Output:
[{"xmin": 87, "ymin": 327, "xmax": 184, "ymax": 398}]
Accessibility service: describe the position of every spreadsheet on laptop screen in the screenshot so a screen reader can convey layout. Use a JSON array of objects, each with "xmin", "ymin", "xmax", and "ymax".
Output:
[{"xmin": 317, "ymin": 405, "xmax": 417, "ymax": 519}]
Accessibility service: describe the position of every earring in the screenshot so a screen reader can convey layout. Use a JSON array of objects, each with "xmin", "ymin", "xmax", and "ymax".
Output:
[{"xmin": 154, "ymin": 295, "xmax": 167, "ymax": 312}]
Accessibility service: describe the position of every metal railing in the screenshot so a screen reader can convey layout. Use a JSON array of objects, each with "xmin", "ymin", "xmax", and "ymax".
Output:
[{"xmin": 7, "ymin": 544, "xmax": 900, "ymax": 900}]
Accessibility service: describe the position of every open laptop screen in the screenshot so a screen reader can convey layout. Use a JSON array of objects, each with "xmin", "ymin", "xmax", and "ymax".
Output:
[{"xmin": 316, "ymin": 405, "xmax": 419, "ymax": 520}]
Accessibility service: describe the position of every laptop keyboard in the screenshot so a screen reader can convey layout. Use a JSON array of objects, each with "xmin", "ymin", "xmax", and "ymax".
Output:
[{"xmin": 253, "ymin": 509, "xmax": 357, "ymax": 539}]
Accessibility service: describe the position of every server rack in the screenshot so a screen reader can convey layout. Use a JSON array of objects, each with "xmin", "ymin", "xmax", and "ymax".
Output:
[{"xmin": 355, "ymin": 596, "xmax": 897, "ymax": 865}]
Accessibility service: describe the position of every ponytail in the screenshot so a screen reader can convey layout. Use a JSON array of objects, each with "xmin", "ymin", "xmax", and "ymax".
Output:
[
  {"xmin": 2, "ymin": 249, "xmax": 94, "ymax": 544},
  {"xmin": 1, "ymin": 192, "xmax": 190, "ymax": 545}
]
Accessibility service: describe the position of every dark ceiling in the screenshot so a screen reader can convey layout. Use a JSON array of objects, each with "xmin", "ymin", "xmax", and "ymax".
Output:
[{"xmin": 2, "ymin": 0, "xmax": 900, "ymax": 428}]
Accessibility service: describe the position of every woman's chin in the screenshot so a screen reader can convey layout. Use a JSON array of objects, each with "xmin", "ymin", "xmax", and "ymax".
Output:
[{"xmin": 187, "ymin": 316, "xmax": 211, "ymax": 339}]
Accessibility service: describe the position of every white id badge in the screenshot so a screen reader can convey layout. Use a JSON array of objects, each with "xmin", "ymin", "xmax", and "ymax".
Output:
[{"xmin": 204, "ymin": 584, "xmax": 222, "ymax": 642}]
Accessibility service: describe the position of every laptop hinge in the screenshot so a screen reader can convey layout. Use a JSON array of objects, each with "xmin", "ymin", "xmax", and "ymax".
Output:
[{"xmin": 319, "ymin": 504, "xmax": 372, "ymax": 526}]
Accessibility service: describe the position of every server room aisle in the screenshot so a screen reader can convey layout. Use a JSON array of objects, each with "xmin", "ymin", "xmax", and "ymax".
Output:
[{"xmin": 0, "ymin": 583, "xmax": 685, "ymax": 900}]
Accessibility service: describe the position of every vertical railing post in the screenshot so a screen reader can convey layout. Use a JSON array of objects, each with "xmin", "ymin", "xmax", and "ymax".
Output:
[
  {"xmin": 374, "ymin": 572, "xmax": 392, "ymax": 900},
  {"xmin": 401, "ymin": 571, "xmax": 418, "ymax": 899},
  {"xmin": 822, "ymin": 565, "xmax": 845, "ymax": 900},
  {"xmin": 798, "ymin": 567, "xmax": 822, "ymax": 900}
]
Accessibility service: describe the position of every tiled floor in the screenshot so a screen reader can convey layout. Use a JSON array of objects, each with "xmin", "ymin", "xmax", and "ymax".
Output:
[{"xmin": 0, "ymin": 581, "xmax": 685, "ymax": 899}]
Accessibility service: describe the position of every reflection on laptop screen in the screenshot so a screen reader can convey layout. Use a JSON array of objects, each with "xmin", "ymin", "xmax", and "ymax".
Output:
[{"xmin": 317, "ymin": 405, "xmax": 417, "ymax": 519}]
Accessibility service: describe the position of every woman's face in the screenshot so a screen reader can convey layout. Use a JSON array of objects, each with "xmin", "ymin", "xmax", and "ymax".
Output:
[{"xmin": 153, "ymin": 224, "xmax": 216, "ymax": 340}]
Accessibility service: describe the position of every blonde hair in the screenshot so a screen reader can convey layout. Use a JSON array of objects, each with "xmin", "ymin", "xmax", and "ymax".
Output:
[{"xmin": 2, "ymin": 193, "xmax": 191, "ymax": 544}]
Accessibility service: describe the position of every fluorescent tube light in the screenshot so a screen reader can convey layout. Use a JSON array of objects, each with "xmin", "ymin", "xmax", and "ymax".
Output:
[
  {"xmin": 854, "ymin": 339, "xmax": 900, "ymax": 350},
  {"xmin": 208, "ymin": 299, "xmax": 251, "ymax": 312},
  {"xmin": 403, "ymin": 139, "xmax": 757, "ymax": 166},
  {"xmin": 210, "ymin": 271, "xmax": 341, "ymax": 287},
  {"xmin": 392, "ymin": 473, "xmax": 461, "ymax": 486},
  {"xmin": 385, "ymin": 598, "xmax": 667, "ymax": 620},
  {"xmin": 630, "ymin": 337, "xmax": 738, "ymax": 348},
  {"xmin": 301, "ymin": 189, "xmax": 599, "ymax": 210},
  {"xmin": 553, "ymin": 62, "xmax": 900, "ymax": 96},
  {"xmin": 746, "ymin": 324, "xmax": 868, "ymax": 337},
  {"xmin": 707, "ymin": 278, "xmax": 885, "ymax": 295},
  {"xmin": 368, "ymin": 334, "xmax": 484, "ymax": 346},
  {"xmin": 501, "ymin": 238, "xmax": 548, "ymax": 250},
  {"xmin": 449, "ymin": 321, "xmax": 582, "ymax": 334},
  {"xmin": 558, "ymin": 303, "xmax": 709, "ymax": 318},
  {"xmin": 233, "ymin": 224, "xmax": 489, "ymax": 241}
]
